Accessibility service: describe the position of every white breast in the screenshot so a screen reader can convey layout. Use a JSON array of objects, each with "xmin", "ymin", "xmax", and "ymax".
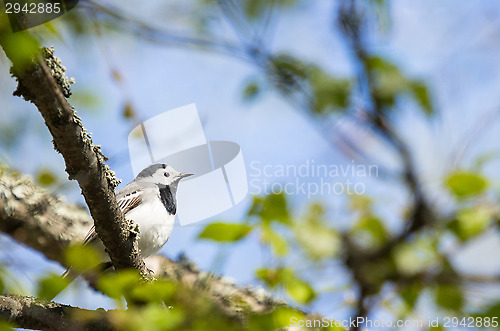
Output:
[{"xmin": 125, "ymin": 197, "xmax": 175, "ymax": 258}]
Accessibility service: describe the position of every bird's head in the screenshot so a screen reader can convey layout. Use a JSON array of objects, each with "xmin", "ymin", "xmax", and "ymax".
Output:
[{"xmin": 136, "ymin": 163, "xmax": 193, "ymax": 187}]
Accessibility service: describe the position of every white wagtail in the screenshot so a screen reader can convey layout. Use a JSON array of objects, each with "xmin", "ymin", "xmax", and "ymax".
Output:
[{"xmin": 64, "ymin": 163, "xmax": 192, "ymax": 278}]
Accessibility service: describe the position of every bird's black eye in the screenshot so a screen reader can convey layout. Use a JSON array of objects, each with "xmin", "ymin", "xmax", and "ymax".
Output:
[{"xmin": 164, "ymin": 172, "xmax": 170, "ymax": 177}]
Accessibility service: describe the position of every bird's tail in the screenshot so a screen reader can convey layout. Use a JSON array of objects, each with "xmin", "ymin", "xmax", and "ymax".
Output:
[{"xmin": 61, "ymin": 266, "xmax": 75, "ymax": 279}]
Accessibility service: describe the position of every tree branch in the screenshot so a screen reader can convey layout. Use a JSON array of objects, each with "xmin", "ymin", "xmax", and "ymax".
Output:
[
  {"xmin": 0, "ymin": 295, "xmax": 112, "ymax": 331},
  {"xmin": 0, "ymin": 33, "xmax": 149, "ymax": 278},
  {"xmin": 0, "ymin": 166, "xmax": 91, "ymax": 266}
]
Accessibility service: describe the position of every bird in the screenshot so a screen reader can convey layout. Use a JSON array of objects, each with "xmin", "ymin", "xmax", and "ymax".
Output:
[{"xmin": 62, "ymin": 163, "xmax": 192, "ymax": 280}]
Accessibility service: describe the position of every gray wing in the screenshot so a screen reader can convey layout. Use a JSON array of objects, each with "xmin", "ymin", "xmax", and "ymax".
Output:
[
  {"xmin": 117, "ymin": 189, "xmax": 143, "ymax": 215},
  {"xmin": 82, "ymin": 186, "xmax": 143, "ymax": 245}
]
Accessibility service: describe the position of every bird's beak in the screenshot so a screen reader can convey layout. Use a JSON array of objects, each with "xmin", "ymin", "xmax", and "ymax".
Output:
[{"xmin": 179, "ymin": 173, "xmax": 194, "ymax": 179}]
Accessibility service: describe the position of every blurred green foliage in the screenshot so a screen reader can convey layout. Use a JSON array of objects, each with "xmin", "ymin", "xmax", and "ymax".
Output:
[
  {"xmin": 450, "ymin": 206, "xmax": 494, "ymax": 241},
  {"xmin": 248, "ymin": 306, "xmax": 344, "ymax": 330},
  {"xmin": 98, "ymin": 270, "xmax": 143, "ymax": 304},
  {"xmin": 65, "ymin": 244, "xmax": 101, "ymax": 273},
  {"xmin": 197, "ymin": 194, "xmax": 331, "ymax": 307},
  {"xmin": 365, "ymin": 56, "xmax": 435, "ymax": 115},
  {"xmin": 198, "ymin": 222, "xmax": 253, "ymax": 242},
  {"xmin": 256, "ymin": 267, "xmax": 315, "ymax": 304},
  {"xmin": 242, "ymin": 80, "xmax": 261, "ymax": 101},
  {"xmin": 37, "ymin": 273, "xmax": 71, "ymax": 301},
  {"xmin": 393, "ymin": 235, "xmax": 438, "ymax": 276},
  {"xmin": 292, "ymin": 204, "xmax": 340, "ymax": 260},
  {"xmin": 267, "ymin": 55, "xmax": 352, "ymax": 116},
  {"xmin": 196, "ymin": 164, "xmax": 498, "ymax": 324},
  {"xmin": 244, "ymin": 51, "xmax": 433, "ymax": 119},
  {"xmin": 248, "ymin": 193, "xmax": 290, "ymax": 224},
  {"xmin": 435, "ymin": 284, "xmax": 464, "ymax": 311},
  {"xmin": 446, "ymin": 171, "xmax": 488, "ymax": 198},
  {"xmin": 0, "ymin": 31, "xmax": 39, "ymax": 70},
  {"xmin": 0, "ymin": 320, "xmax": 15, "ymax": 331},
  {"xmin": 91, "ymin": 267, "xmax": 320, "ymax": 330}
]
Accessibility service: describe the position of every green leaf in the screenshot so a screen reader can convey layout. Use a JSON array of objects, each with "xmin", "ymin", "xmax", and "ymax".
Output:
[
  {"xmin": 247, "ymin": 193, "xmax": 289, "ymax": 224},
  {"xmin": 435, "ymin": 284, "xmax": 463, "ymax": 311},
  {"xmin": 309, "ymin": 69, "xmax": 351, "ymax": 115},
  {"xmin": 257, "ymin": 267, "xmax": 316, "ymax": 304},
  {"xmin": 243, "ymin": 81, "xmax": 260, "ymax": 101},
  {"xmin": 365, "ymin": 56, "xmax": 434, "ymax": 115},
  {"xmin": 0, "ymin": 32, "xmax": 40, "ymax": 70},
  {"xmin": 139, "ymin": 305, "xmax": 185, "ymax": 330},
  {"xmin": 0, "ymin": 320, "xmax": 15, "ymax": 331},
  {"xmin": 293, "ymin": 223, "xmax": 340, "ymax": 260},
  {"xmin": 261, "ymin": 225, "xmax": 288, "ymax": 256},
  {"xmin": 268, "ymin": 55, "xmax": 309, "ymax": 93},
  {"xmin": 284, "ymin": 276, "xmax": 316, "ymax": 304},
  {"xmin": 109, "ymin": 305, "xmax": 185, "ymax": 331},
  {"xmin": 255, "ymin": 268, "xmax": 284, "ymax": 288},
  {"xmin": 198, "ymin": 222, "xmax": 253, "ymax": 242},
  {"xmin": 268, "ymin": 55, "xmax": 351, "ymax": 115},
  {"xmin": 37, "ymin": 274, "xmax": 71, "ymax": 300},
  {"xmin": 354, "ymin": 216, "xmax": 388, "ymax": 246},
  {"xmin": 349, "ymin": 195, "xmax": 373, "ymax": 213},
  {"xmin": 242, "ymin": 0, "xmax": 268, "ymax": 20},
  {"xmin": 270, "ymin": 307, "xmax": 307, "ymax": 328},
  {"xmin": 484, "ymin": 302, "xmax": 500, "ymax": 318},
  {"xmin": 400, "ymin": 284, "xmax": 422, "ymax": 309},
  {"xmin": 451, "ymin": 206, "xmax": 493, "ymax": 241},
  {"xmin": 248, "ymin": 307, "xmax": 306, "ymax": 331},
  {"xmin": 97, "ymin": 270, "xmax": 141, "ymax": 301},
  {"xmin": 393, "ymin": 237, "xmax": 438, "ymax": 275},
  {"xmin": 35, "ymin": 169, "xmax": 57, "ymax": 187},
  {"xmin": 130, "ymin": 280, "xmax": 176, "ymax": 303},
  {"xmin": 446, "ymin": 171, "xmax": 488, "ymax": 198},
  {"xmin": 365, "ymin": 56, "xmax": 407, "ymax": 109},
  {"xmin": 410, "ymin": 81, "xmax": 434, "ymax": 115},
  {"xmin": 64, "ymin": 245, "xmax": 101, "ymax": 273}
]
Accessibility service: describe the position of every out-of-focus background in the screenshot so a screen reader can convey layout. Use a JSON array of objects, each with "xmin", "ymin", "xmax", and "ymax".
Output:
[{"xmin": 1, "ymin": 0, "xmax": 500, "ymax": 329}]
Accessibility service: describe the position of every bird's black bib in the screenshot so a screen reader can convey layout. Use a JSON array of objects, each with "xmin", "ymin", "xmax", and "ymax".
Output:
[{"xmin": 159, "ymin": 186, "xmax": 176, "ymax": 215}]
